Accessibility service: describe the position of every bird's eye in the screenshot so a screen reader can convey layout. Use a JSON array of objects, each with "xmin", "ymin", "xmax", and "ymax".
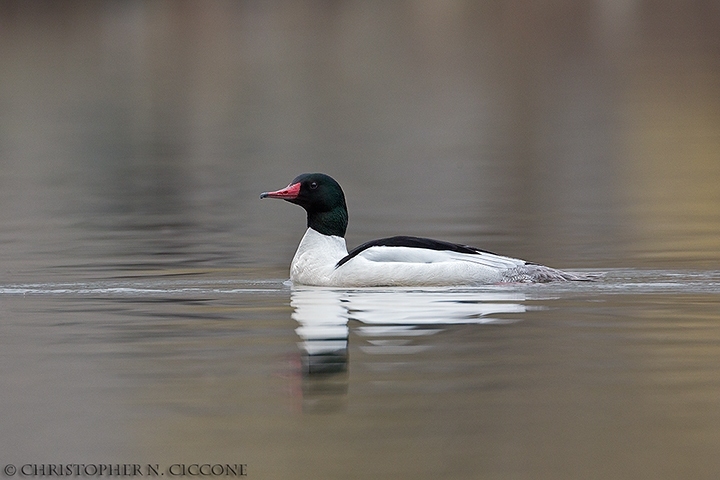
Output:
[{"xmin": 309, "ymin": 181, "xmax": 318, "ymax": 190}]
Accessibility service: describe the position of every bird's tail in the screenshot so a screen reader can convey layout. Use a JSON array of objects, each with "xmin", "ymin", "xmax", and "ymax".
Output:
[{"xmin": 504, "ymin": 264, "xmax": 603, "ymax": 283}]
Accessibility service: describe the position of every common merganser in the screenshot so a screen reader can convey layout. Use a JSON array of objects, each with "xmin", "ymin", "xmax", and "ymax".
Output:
[{"xmin": 261, "ymin": 173, "xmax": 592, "ymax": 286}]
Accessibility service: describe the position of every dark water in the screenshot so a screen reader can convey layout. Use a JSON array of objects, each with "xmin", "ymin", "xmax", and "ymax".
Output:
[{"xmin": 2, "ymin": 2, "xmax": 720, "ymax": 479}]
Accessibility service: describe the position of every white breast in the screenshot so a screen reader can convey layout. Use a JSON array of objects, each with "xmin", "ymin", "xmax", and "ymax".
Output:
[{"xmin": 289, "ymin": 228, "xmax": 349, "ymax": 286}]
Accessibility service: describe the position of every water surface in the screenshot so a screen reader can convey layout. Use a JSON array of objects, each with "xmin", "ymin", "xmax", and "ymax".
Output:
[
  {"xmin": 3, "ymin": 271, "xmax": 720, "ymax": 479},
  {"xmin": 2, "ymin": 2, "xmax": 720, "ymax": 479}
]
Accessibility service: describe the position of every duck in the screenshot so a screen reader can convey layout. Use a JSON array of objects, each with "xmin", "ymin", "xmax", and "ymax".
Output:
[{"xmin": 260, "ymin": 173, "xmax": 593, "ymax": 286}]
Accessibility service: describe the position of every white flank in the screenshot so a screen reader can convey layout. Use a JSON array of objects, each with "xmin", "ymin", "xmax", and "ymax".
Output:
[{"xmin": 287, "ymin": 228, "xmax": 572, "ymax": 287}]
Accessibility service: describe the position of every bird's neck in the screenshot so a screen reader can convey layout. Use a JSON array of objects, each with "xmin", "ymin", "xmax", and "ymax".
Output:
[{"xmin": 307, "ymin": 206, "xmax": 348, "ymax": 238}]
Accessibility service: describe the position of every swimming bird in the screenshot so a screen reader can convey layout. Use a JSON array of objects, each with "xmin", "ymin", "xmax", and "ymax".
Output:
[{"xmin": 260, "ymin": 173, "xmax": 591, "ymax": 286}]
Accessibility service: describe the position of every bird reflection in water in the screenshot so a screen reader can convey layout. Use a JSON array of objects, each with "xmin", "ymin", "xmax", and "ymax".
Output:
[
  {"xmin": 292, "ymin": 286, "xmax": 529, "ymax": 373},
  {"xmin": 292, "ymin": 288, "xmax": 351, "ymax": 375},
  {"xmin": 290, "ymin": 286, "xmax": 530, "ymax": 410}
]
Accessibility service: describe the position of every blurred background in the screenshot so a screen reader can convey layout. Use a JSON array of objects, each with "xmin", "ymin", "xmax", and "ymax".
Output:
[
  {"xmin": 2, "ymin": 2, "xmax": 720, "ymax": 478},
  {"xmin": 1, "ymin": 0, "xmax": 720, "ymax": 281}
]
